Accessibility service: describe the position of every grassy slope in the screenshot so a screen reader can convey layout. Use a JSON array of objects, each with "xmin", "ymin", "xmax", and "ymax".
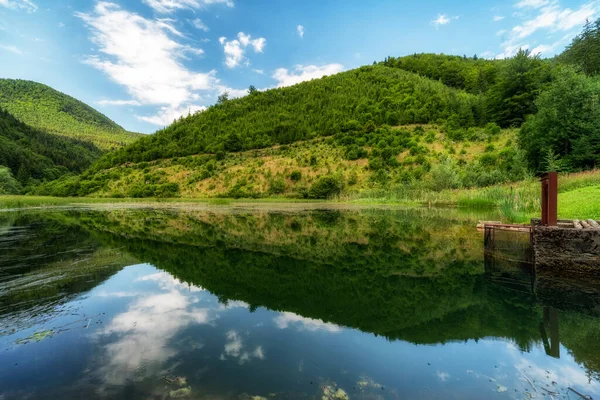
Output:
[
  {"xmin": 80, "ymin": 124, "xmax": 516, "ymax": 198},
  {"xmin": 0, "ymin": 79, "xmax": 140, "ymax": 150},
  {"xmin": 6, "ymin": 170, "xmax": 599, "ymax": 221}
]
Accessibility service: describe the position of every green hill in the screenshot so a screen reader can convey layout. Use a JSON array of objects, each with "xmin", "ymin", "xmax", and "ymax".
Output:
[
  {"xmin": 37, "ymin": 26, "xmax": 600, "ymax": 199},
  {"xmin": 93, "ymin": 64, "xmax": 481, "ymax": 170},
  {"xmin": 0, "ymin": 106, "xmax": 101, "ymax": 193},
  {"xmin": 49, "ymin": 62, "xmax": 532, "ymax": 198},
  {"xmin": 0, "ymin": 79, "xmax": 140, "ymax": 150}
]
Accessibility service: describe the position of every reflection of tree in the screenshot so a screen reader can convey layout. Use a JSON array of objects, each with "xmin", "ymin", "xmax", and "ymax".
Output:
[
  {"xmin": 40, "ymin": 207, "xmax": 600, "ymax": 380},
  {"xmin": 0, "ymin": 213, "xmax": 136, "ymax": 337},
  {"xmin": 65, "ymin": 207, "xmax": 486, "ymax": 276}
]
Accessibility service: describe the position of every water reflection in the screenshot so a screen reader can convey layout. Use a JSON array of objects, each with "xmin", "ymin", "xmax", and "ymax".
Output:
[{"xmin": 0, "ymin": 205, "xmax": 599, "ymax": 399}]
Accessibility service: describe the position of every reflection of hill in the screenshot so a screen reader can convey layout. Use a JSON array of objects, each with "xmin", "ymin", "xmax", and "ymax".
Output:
[
  {"xmin": 39, "ymin": 207, "xmax": 600, "ymax": 379},
  {"xmin": 0, "ymin": 213, "xmax": 136, "ymax": 320},
  {"xmin": 67, "ymin": 207, "xmax": 485, "ymax": 276}
]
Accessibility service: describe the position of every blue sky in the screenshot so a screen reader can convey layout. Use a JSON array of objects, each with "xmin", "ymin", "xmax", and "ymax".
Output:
[{"xmin": 0, "ymin": 0, "xmax": 597, "ymax": 133}]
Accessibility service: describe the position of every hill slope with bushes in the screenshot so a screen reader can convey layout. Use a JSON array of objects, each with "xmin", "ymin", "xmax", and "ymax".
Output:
[
  {"xmin": 0, "ymin": 106, "xmax": 102, "ymax": 193},
  {"xmin": 93, "ymin": 64, "xmax": 481, "ymax": 170},
  {"xmin": 37, "ymin": 19, "xmax": 600, "ymax": 198},
  {"xmin": 0, "ymin": 79, "xmax": 140, "ymax": 150}
]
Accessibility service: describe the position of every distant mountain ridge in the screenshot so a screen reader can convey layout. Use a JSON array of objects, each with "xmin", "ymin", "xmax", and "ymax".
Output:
[{"xmin": 0, "ymin": 79, "xmax": 140, "ymax": 150}]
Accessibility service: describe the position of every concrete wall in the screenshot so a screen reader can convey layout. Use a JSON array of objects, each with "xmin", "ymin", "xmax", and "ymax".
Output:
[{"xmin": 533, "ymin": 226, "xmax": 600, "ymax": 277}]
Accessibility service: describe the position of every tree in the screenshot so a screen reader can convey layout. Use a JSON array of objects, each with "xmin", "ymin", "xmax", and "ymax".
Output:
[
  {"xmin": 217, "ymin": 92, "xmax": 229, "ymax": 104},
  {"xmin": 487, "ymin": 49, "xmax": 550, "ymax": 127},
  {"xmin": 0, "ymin": 166, "xmax": 21, "ymax": 194},
  {"xmin": 519, "ymin": 66, "xmax": 600, "ymax": 171},
  {"xmin": 224, "ymin": 132, "xmax": 243, "ymax": 152},
  {"xmin": 559, "ymin": 19, "xmax": 600, "ymax": 76},
  {"xmin": 248, "ymin": 85, "xmax": 258, "ymax": 95}
]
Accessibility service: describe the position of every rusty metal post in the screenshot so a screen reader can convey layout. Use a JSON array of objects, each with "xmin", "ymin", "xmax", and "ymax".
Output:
[{"xmin": 541, "ymin": 172, "xmax": 558, "ymax": 226}]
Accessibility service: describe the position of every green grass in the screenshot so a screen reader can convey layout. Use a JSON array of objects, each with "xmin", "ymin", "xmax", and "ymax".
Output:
[
  {"xmin": 558, "ymin": 185, "xmax": 600, "ymax": 220},
  {"xmin": 0, "ymin": 195, "xmax": 326, "ymax": 210},
  {"xmin": 345, "ymin": 169, "xmax": 600, "ymax": 222},
  {"xmin": 4, "ymin": 170, "xmax": 600, "ymax": 222}
]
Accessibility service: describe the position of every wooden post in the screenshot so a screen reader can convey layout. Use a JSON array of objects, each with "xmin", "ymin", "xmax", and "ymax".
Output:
[{"xmin": 541, "ymin": 172, "xmax": 558, "ymax": 226}]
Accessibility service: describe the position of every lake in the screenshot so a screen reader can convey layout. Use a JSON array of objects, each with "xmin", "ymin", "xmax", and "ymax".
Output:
[{"xmin": 1, "ymin": 204, "xmax": 599, "ymax": 399}]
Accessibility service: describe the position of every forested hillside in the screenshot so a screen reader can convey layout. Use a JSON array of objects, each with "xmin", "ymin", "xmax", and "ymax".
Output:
[
  {"xmin": 0, "ymin": 107, "xmax": 101, "ymax": 193},
  {"xmin": 27, "ymin": 20, "xmax": 600, "ymax": 199},
  {"xmin": 93, "ymin": 65, "xmax": 480, "ymax": 170},
  {"xmin": 0, "ymin": 79, "xmax": 140, "ymax": 150}
]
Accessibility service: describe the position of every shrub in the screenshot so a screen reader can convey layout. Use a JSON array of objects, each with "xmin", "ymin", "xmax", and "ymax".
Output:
[
  {"xmin": 485, "ymin": 122, "xmax": 501, "ymax": 135},
  {"xmin": 348, "ymin": 170, "xmax": 358, "ymax": 185},
  {"xmin": 155, "ymin": 183, "xmax": 180, "ymax": 198},
  {"xmin": 0, "ymin": 166, "xmax": 22, "ymax": 194},
  {"xmin": 308, "ymin": 175, "xmax": 344, "ymax": 199},
  {"xmin": 425, "ymin": 131, "xmax": 436, "ymax": 143},
  {"xmin": 290, "ymin": 170, "xmax": 302, "ymax": 181},
  {"xmin": 428, "ymin": 157, "xmax": 461, "ymax": 191},
  {"xmin": 269, "ymin": 177, "xmax": 286, "ymax": 194}
]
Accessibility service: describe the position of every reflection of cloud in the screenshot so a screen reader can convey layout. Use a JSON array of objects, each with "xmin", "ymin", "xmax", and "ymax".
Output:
[
  {"xmin": 94, "ymin": 272, "xmax": 213, "ymax": 387},
  {"xmin": 274, "ymin": 312, "xmax": 342, "ymax": 332},
  {"xmin": 437, "ymin": 371, "xmax": 450, "ymax": 382},
  {"xmin": 218, "ymin": 300, "xmax": 249, "ymax": 310},
  {"xmin": 506, "ymin": 342, "xmax": 600, "ymax": 396},
  {"xmin": 220, "ymin": 330, "xmax": 265, "ymax": 365},
  {"xmin": 94, "ymin": 291, "xmax": 139, "ymax": 298},
  {"xmin": 137, "ymin": 272, "xmax": 205, "ymax": 292}
]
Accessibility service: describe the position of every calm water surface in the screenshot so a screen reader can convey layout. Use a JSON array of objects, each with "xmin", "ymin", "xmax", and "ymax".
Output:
[{"xmin": 1, "ymin": 204, "xmax": 599, "ymax": 399}]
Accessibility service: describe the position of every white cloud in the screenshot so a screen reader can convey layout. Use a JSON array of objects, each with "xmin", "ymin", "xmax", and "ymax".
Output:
[
  {"xmin": 0, "ymin": 0, "xmax": 37, "ymax": 12},
  {"xmin": 220, "ymin": 330, "xmax": 265, "ymax": 365},
  {"xmin": 77, "ymin": 2, "xmax": 218, "ymax": 126},
  {"xmin": 137, "ymin": 104, "xmax": 206, "ymax": 126},
  {"xmin": 97, "ymin": 99, "xmax": 142, "ymax": 106},
  {"xmin": 253, "ymin": 69, "xmax": 264, "ymax": 75},
  {"xmin": 530, "ymin": 35, "xmax": 571, "ymax": 55},
  {"xmin": 143, "ymin": 0, "xmax": 233, "ymax": 14},
  {"xmin": 272, "ymin": 64, "xmax": 344, "ymax": 88},
  {"xmin": 496, "ymin": 29, "xmax": 507, "ymax": 36},
  {"xmin": 432, "ymin": 14, "xmax": 458, "ymax": 28},
  {"xmin": 0, "ymin": 44, "xmax": 23, "ymax": 55},
  {"xmin": 274, "ymin": 312, "xmax": 342, "ymax": 332},
  {"xmin": 516, "ymin": 0, "xmax": 549, "ymax": 8},
  {"xmin": 493, "ymin": 15, "xmax": 505, "ymax": 21},
  {"xmin": 217, "ymin": 85, "xmax": 249, "ymax": 99},
  {"xmin": 297, "ymin": 25, "xmax": 304, "ymax": 38},
  {"xmin": 191, "ymin": 18, "xmax": 209, "ymax": 31},
  {"xmin": 219, "ymin": 32, "xmax": 266, "ymax": 68},
  {"xmin": 498, "ymin": 0, "xmax": 600, "ymax": 58}
]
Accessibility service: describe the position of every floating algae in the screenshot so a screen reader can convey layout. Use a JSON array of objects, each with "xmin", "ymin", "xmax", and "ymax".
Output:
[
  {"xmin": 169, "ymin": 386, "xmax": 192, "ymax": 398},
  {"xmin": 15, "ymin": 330, "xmax": 54, "ymax": 344},
  {"xmin": 322, "ymin": 385, "xmax": 349, "ymax": 400},
  {"xmin": 164, "ymin": 376, "xmax": 188, "ymax": 386},
  {"xmin": 356, "ymin": 376, "xmax": 383, "ymax": 390}
]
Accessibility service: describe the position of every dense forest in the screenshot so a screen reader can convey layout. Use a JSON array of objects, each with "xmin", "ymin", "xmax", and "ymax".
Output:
[
  {"xmin": 6, "ymin": 20, "xmax": 600, "ymax": 197},
  {"xmin": 0, "ymin": 79, "xmax": 140, "ymax": 150},
  {"xmin": 0, "ymin": 106, "xmax": 102, "ymax": 193}
]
